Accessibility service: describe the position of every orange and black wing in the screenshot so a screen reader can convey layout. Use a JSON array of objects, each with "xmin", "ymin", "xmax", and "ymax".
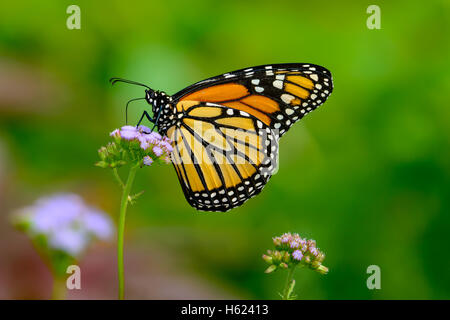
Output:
[
  {"xmin": 173, "ymin": 63, "xmax": 333, "ymax": 137},
  {"xmin": 167, "ymin": 63, "xmax": 333, "ymax": 211},
  {"xmin": 165, "ymin": 102, "xmax": 278, "ymax": 212}
]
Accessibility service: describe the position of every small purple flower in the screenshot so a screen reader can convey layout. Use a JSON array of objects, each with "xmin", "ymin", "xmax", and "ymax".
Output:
[
  {"xmin": 13, "ymin": 193, "xmax": 114, "ymax": 258},
  {"xmin": 151, "ymin": 132, "xmax": 162, "ymax": 140},
  {"xmin": 49, "ymin": 228, "xmax": 88, "ymax": 256},
  {"xmin": 140, "ymin": 141, "xmax": 149, "ymax": 150},
  {"xmin": 160, "ymin": 140, "xmax": 174, "ymax": 153},
  {"xmin": 290, "ymin": 241, "xmax": 299, "ymax": 249},
  {"xmin": 281, "ymin": 233, "xmax": 291, "ymax": 243},
  {"xmin": 119, "ymin": 126, "xmax": 139, "ymax": 140},
  {"xmin": 110, "ymin": 129, "xmax": 120, "ymax": 138},
  {"xmin": 32, "ymin": 194, "xmax": 84, "ymax": 233},
  {"xmin": 309, "ymin": 247, "xmax": 319, "ymax": 256},
  {"xmin": 292, "ymin": 250, "xmax": 303, "ymax": 261},
  {"xmin": 152, "ymin": 145, "xmax": 163, "ymax": 157},
  {"xmin": 138, "ymin": 125, "xmax": 151, "ymax": 134},
  {"xmin": 143, "ymin": 155, "xmax": 153, "ymax": 166},
  {"xmin": 138, "ymin": 136, "xmax": 150, "ymax": 150},
  {"xmin": 144, "ymin": 132, "xmax": 162, "ymax": 144},
  {"xmin": 82, "ymin": 210, "xmax": 114, "ymax": 240}
]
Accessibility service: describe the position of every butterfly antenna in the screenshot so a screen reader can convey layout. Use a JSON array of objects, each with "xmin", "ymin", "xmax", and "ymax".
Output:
[
  {"xmin": 125, "ymin": 97, "xmax": 146, "ymax": 124},
  {"xmin": 109, "ymin": 77, "xmax": 152, "ymax": 90}
]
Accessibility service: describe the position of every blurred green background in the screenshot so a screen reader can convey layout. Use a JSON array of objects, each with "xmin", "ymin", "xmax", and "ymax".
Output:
[{"xmin": 0, "ymin": 0, "xmax": 449, "ymax": 299}]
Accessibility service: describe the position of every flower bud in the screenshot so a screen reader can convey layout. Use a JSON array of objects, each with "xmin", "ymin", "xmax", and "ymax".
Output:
[
  {"xmin": 316, "ymin": 265, "xmax": 329, "ymax": 275},
  {"xmin": 98, "ymin": 147, "xmax": 107, "ymax": 160},
  {"xmin": 95, "ymin": 161, "xmax": 108, "ymax": 169},
  {"xmin": 273, "ymin": 237, "xmax": 282, "ymax": 247},
  {"xmin": 307, "ymin": 239, "xmax": 316, "ymax": 248},
  {"xmin": 282, "ymin": 251, "xmax": 291, "ymax": 263},
  {"xmin": 262, "ymin": 254, "xmax": 273, "ymax": 264},
  {"xmin": 281, "ymin": 233, "xmax": 291, "ymax": 244},
  {"xmin": 317, "ymin": 252, "xmax": 325, "ymax": 262},
  {"xmin": 273, "ymin": 250, "xmax": 282, "ymax": 262},
  {"xmin": 265, "ymin": 265, "xmax": 277, "ymax": 273}
]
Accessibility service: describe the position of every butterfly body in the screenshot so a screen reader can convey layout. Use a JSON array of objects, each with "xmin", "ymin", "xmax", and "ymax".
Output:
[
  {"xmin": 143, "ymin": 90, "xmax": 175, "ymax": 133},
  {"xmin": 112, "ymin": 63, "xmax": 333, "ymax": 212}
]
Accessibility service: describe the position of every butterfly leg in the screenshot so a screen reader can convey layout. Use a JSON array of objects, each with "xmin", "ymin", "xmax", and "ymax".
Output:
[
  {"xmin": 136, "ymin": 111, "xmax": 154, "ymax": 128},
  {"xmin": 150, "ymin": 109, "xmax": 162, "ymax": 132}
]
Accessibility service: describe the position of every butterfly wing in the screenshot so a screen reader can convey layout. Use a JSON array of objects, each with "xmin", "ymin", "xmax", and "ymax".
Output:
[
  {"xmin": 173, "ymin": 63, "xmax": 333, "ymax": 137},
  {"xmin": 167, "ymin": 63, "xmax": 333, "ymax": 211},
  {"xmin": 166, "ymin": 102, "xmax": 278, "ymax": 212}
]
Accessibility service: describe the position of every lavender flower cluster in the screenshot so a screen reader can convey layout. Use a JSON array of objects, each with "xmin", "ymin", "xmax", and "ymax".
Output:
[
  {"xmin": 97, "ymin": 125, "xmax": 173, "ymax": 169},
  {"xmin": 13, "ymin": 193, "xmax": 114, "ymax": 257},
  {"xmin": 262, "ymin": 232, "xmax": 328, "ymax": 274}
]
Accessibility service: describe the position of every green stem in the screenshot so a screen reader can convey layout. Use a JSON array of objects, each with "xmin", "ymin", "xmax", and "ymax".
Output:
[
  {"xmin": 113, "ymin": 168, "xmax": 125, "ymax": 189},
  {"xmin": 52, "ymin": 277, "xmax": 66, "ymax": 300},
  {"xmin": 117, "ymin": 163, "xmax": 140, "ymax": 300},
  {"xmin": 282, "ymin": 266, "xmax": 296, "ymax": 300}
]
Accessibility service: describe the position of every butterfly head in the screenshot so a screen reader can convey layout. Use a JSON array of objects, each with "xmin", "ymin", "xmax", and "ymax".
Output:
[
  {"xmin": 145, "ymin": 89, "xmax": 175, "ymax": 133},
  {"xmin": 145, "ymin": 89, "xmax": 169, "ymax": 113},
  {"xmin": 109, "ymin": 77, "xmax": 176, "ymax": 132},
  {"xmin": 145, "ymin": 89, "xmax": 159, "ymax": 108}
]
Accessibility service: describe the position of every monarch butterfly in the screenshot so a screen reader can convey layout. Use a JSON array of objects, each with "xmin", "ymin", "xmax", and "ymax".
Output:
[{"xmin": 111, "ymin": 63, "xmax": 333, "ymax": 212}]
